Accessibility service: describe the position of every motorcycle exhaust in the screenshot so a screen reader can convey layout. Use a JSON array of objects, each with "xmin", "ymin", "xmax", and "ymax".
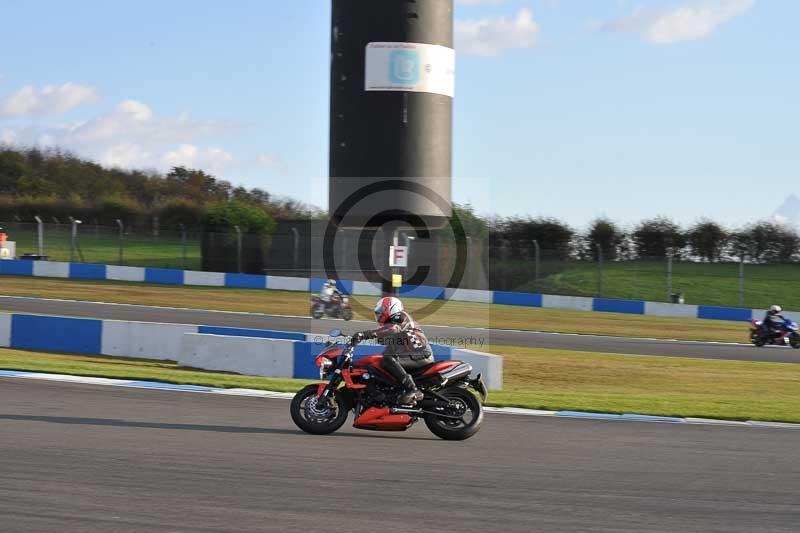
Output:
[{"xmin": 439, "ymin": 363, "xmax": 473, "ymax": 385}]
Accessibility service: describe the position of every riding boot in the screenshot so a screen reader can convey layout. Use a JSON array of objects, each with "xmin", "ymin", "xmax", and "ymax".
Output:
[{"xmin": 381, "ymin": 356, "xmax": 424, "ymax": 405}]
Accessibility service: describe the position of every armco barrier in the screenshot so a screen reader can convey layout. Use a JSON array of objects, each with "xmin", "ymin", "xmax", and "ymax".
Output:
[
  {"xmin": 0, "ymin": 258, "xmax": 791, "ymax": 323},
  {"xmin": 0, "ymin": 312, "xmax": 503, "ymax": 389}
]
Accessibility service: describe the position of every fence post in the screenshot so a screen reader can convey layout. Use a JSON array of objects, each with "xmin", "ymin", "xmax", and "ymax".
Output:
[
  {"xmin": 180, "ymin": 224, "xmax": 187, "ymax": 270},
  {"xmin": 291, "ymin": 227, "xmax": 299, "ymax": 270},
  {"xmin": 466, "ymin": 236, "xmax": 473, "ymax": 289},
  {"xmin": 69, "ymin": 217, "xmax": 81, "ymax": 263},
  {"xmin": 595, "ymin": 242, "xmax": 604, "ymax": 297},
  {"xmin": 234, "ymin": 225, "xmax": 242, "ymax": 273},
  {"xmin": 738, "ymin": 255, "xmax": 745, "ymax": 307},
  {"xmin": 116, "ymin": 219, "xmax": 124, "ymax": 265},
  {"xmin": 667, "ymin": 251, "xmax": 673, "ymax": 301},
  {"xmin": 34, "ymin": 216, "xmax": 44, "ymax": 256},
  {"xmin": 532, "ymin": 239, "xmax": 540, "ymax": 285}
]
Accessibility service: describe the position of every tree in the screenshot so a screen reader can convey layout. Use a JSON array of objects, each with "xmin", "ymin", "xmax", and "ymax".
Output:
[
  {"xmin": 729, "ymin": 221, "xmax": 800, "ymax": 262},
  {"xmin": 494, "ymin": 216, "xmax": 574, "ymax": 259},
  {"xmin": 201, "ymin": 201, "xmax": 276, "ymax": 234},
  {"xmin": 586, "ymin": 218, "xmax": 623, "ymax": 261},
  {"xmin": 452, "ymin": 203, "xmax": 489, "ymax": 239},
  {"xmin": 686, "ymin": 220, "xmax": 728, "ymax": 262},
  {"xmin": 632, "ymin": 217, "xmax": 685, "ymax": 259}
]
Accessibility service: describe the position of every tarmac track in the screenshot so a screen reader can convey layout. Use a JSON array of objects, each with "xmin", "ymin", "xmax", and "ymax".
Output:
[
  {"xmin": 0, "ymin": 295, "xmax": 797, "ymax": 363},
  {"xmin": 1, "ymin": 377, "xmax": 799, "ymax": 532}
]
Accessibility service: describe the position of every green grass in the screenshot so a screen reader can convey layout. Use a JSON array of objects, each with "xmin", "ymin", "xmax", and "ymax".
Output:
[
  {"xmin": 0, "ymin": 275, "xmax": 750, "ymax": 343},
  {"xmin": 527, "ymin": 260, "xmax": 800, "ymax": 310},
  {"xmin": 2, "ymin": 345, "xmax": 798, "ymax": 423},
  {"xmin": 6, "ymin": 226, "xmax": 201, "ymax": 269}
]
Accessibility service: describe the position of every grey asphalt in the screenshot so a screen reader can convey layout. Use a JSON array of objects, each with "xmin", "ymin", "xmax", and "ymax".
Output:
[
  {"xmin": 1, "ymin": 377, "xmax": 799, "ymax": 532},
  {"xmin": 1, "ymin": 295, "xmax": 798, "ymax": 363}
]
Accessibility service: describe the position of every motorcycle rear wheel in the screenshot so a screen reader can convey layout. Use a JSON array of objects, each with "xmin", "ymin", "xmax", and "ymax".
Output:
[
  {"xmin": 310, "ymin": 305, "xmax": 324, "ymax": 319},
  {"xmin": 424, "ymin": 387, "xmax": 483, "ymax": 441},
  {"xmin": 790, "ymin": 335, "xmax": 800, "ymax": 349},
  {"xmin": 290, "ymin": 385, "xmax": 349, "ymax": 435}
]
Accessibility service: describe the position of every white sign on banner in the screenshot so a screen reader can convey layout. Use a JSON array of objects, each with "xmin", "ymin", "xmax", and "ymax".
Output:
[
  {"xmin": 0, "ymin": 241, "xmax": 16, "ymax": 260},
  {"xmin": 365, "ymin": 42, "xmax": 455, "ymax": 98},
  {"xmin": 389, "ymin": 246, "xmax": 409, "ymax": 268}
]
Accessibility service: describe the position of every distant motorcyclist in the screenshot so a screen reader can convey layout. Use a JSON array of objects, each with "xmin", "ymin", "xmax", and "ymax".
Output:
[
  {"xmin": 319, "ymin": 279, "xmax": 342, "ymax": 312},
  {"xmin": 351, "ymin": 297, "xmax": 433, "ymax": 405},
  {"xmin": 762, "ymin": 305, "xmax": 787, "ymax": 340}
]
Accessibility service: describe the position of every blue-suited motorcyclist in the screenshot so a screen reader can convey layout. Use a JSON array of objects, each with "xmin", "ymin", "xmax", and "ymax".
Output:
[{"xmin": 762, "ymin": 305, "xmax": 787, "ymax": 340}]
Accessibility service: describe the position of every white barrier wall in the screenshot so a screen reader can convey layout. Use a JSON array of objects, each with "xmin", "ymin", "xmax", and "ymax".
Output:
[
  {"xmin": 0, "ymin": 314, "xmax": 11, "ymax": 347},
  {"xmin": 184, "ymin": 271, "xmax": 226, "ymax": 287},
  {"xmin": 106, "ymin": 265, "xmax": 146, "ymax": 282},
  {"xmin": 644, "ymin": 302, "xmax": 700, "ymax": 318},
  {"xmin": 32, "ymin": 261, "xmax": 69, "ymax": 278},
  {"xmin": 101, "ymin": 320, "xmax": 198, "ymax": 360},
  {"xmin": 352, "ymin": 280, "xmax": 383, "ymax": 296},
  {"xmin": 452, "ymin": 348, "xmax": 503, "ymax": 390},
  {"xmin": 541, "ymin": 294, "xmax": 594, "ymax": 312},
  {"xmin": 267, "ymin": 276, "xmax": 311, "ymax": 292},
  {"xmin": 179, "ymin": 333, "xmax": 295, "ymax": 378},
  {"xmin": 446, "ymin": 288, "xmax": 493, "ymax": 304}
]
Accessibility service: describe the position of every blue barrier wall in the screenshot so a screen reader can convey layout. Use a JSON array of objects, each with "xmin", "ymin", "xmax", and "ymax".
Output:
[
  {"xmin": 593, "ymin": 298, "xmax": 646, "ymax": 315},
  {"xmin": 0, "ymin": 258, "xmax": 780, "ymax": 323},
  {"xmin": 11, "ymin": 314, "xmax": 102, "ymax": 354}
]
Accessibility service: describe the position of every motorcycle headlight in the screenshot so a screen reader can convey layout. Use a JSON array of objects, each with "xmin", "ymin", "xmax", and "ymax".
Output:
[{"xmin": 318, "ymin": 358, "xmax": 333, "ymax": 379}]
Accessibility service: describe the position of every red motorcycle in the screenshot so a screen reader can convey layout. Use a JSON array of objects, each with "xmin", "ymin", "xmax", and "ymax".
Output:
[
  {"xmin": 290, "ymin": 330, "xmax": 487, "ymax": 440},
  {"xmin": 749, "ymin": 319, "xmax": 800, "ymax": 348}
]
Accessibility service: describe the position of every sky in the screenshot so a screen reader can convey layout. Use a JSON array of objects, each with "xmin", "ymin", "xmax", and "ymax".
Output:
[{"xmin": 0, "ymin": 0, "xmax": 798, "ymax": 229}]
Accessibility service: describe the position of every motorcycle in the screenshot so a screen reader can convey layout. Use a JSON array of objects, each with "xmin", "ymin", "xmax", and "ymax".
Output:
[
  {"xmin": 290, "ymin": 330, "xmax": 487, "ymax": 440},
  {"xmin": 749, "ymin": 319, "xmax": 800, "ymax": 349},
  {"xmin": 310, "ymin": 293, "xmax": 353, "ymax": 321}
]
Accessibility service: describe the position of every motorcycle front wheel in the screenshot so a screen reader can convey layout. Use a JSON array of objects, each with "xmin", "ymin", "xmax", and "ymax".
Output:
[
  {"xmin": 424, "ymin": 386, "xmax": 484, "ymax": 441},
  {"xmin": 790, "ymin": 335, "xmax": 800, "ymax": 349},
  {"xmin": 751, "ymin": 331, "xmax": 766, "ymax": 347},
  {"xmin": 341, "ymin": 307, "xmax": 353, "ymax": 321},
  {"xmin": 290, "ymin": 385, "xmax": 349, "ymax": 435}
]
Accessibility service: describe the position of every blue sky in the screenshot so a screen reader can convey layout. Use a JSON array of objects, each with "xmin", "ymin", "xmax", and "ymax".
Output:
[{"xmin": 0, "ymin": 0, "xmax": 797, "ymax": 228}]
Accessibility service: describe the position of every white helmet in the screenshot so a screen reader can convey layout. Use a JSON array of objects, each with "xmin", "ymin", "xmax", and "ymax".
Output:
[
  {"xmin": 374, "ymin": 296, "xmax": 403, "ymax": 325},
  {"xmin": 326, "ymin": 278, "xmax": 336, "ymax": 287},
  {"xmin": 770, "ymin": 305, "xmax": 782, "ymax": 314}
]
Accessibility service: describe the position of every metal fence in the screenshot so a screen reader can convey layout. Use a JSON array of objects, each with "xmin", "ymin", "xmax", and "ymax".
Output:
[{"xmin": 2, "ymin": 219, "xmax": 798, "ymax": 310}]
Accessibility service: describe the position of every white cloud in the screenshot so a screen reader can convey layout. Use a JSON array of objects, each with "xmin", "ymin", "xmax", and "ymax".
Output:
[
  {"xmin": 162, "ymin": 144, "xmax": 235, "ymax": 174},
  {"xmin": 456, "ymin": 7, "xmax": 540, "ymax": 56},
  {"xmin": 0, "ymin": 82, "xmax": 100, "ymax": 118},
  {"xmin": 2, "ymin": 98, "xmax": 245, "ymax": 175},
  {"xmin": 598, "ymin": 0, "xmax": 754, "ymax": 44},
  {"xmin": 256, "ymin": 153, "xmax": 288, "ymax": 174}
]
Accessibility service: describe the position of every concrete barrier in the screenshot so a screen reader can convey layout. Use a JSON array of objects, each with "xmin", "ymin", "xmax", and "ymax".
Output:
[
  {"xmin": 179, "ymin": 333, "xmax": 295, "ymax": 377},
  {"xmin": 0, "ymin": 311, "xmax": 504, "ymax": 390},
  {"xmin": 0, "ymin": 314, "xmax": 12, "ymax": 347},
  {"xmin": 452, "ymin": 348, "xmax": 503, "ymax": 390},
  {"xmin": 184, "ymin": 271, "xmax": 225, "ymax": 287},
  {"xmin": 101, "ymin": 320, "xmax": 198, "ymax": 360}
]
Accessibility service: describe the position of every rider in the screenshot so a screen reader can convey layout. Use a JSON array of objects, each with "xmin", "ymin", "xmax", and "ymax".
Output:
[
  {"xmin": 351, "ymin": 296, "xmax": 433, "ymax": 405},
  {"xmin": 762, "ymin": 305, "xmax": 787, "ymax": 340},
  {"xmin": 319, "ymin": 279, "xmax": 341, "ymax": 312}
]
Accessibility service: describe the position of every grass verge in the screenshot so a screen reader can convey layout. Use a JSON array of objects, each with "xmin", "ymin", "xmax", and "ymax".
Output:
[
  {"xmin": 0, "ymin": 275, "xmax": 749, "ymax": 343},
  {"xmin": 2, "ymin": 345, "xmax": 798, "ymax": 423}
]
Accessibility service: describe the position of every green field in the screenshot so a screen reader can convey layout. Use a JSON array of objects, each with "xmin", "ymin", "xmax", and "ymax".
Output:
[
  {"xmin": 5, "ymin": 225, "xmax": 201, "ymax": 269},
  {"xmin": 2, "ymin": 345, "xmax": 798, "ymax": 423},
  {"xmin": 524, "ymin": 260, "xmax": 800, "ymax": 310}
]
